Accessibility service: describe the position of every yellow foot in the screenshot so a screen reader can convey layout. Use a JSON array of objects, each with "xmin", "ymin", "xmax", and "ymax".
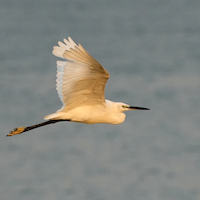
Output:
[{"xmin": 7, "ymin": 127, "xmax": 26, "ymax": 136}]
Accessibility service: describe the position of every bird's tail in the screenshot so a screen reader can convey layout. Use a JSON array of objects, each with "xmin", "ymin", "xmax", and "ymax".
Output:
[{"xmin": 44, "ymin": 112, "xmax": 66, "ymax": 120}]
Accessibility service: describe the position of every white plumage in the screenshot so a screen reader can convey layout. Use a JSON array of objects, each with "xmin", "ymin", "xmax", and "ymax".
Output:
[{"xmin": 45, "ymin": 37, "xmax": 111, "ymax": 122}]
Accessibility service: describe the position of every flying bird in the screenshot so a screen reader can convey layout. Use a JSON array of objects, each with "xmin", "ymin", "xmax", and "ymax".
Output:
[{"xmin": 8, "ymin": 37, "xmax": 149, "ymax": 136}]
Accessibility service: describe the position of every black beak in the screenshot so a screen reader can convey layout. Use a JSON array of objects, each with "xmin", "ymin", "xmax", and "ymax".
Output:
[{"xmin": 129, "ymin": 106, "xmax": 150, "ymax": 110}]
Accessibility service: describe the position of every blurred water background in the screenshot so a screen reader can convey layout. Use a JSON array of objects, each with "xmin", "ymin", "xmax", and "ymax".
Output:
[{"xmin": 1, "ymin": 0, "xmax": 200, "ymax": 200}]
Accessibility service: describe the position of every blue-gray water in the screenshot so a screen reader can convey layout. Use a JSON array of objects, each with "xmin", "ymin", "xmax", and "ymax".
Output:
[{"xmin": 1, "ymin": 0, "xmax": 200, "ymax": 200}]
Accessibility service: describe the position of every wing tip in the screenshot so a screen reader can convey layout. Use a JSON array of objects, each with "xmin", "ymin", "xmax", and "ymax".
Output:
[{"xmin": 52, "ymin": 37, "xmax": 78, "ymax": 58}]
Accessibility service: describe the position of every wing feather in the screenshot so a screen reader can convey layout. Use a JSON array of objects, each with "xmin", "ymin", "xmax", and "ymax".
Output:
[{"xmin": 53, "ymin": 37, "xmax": 110, "ymax": 111}]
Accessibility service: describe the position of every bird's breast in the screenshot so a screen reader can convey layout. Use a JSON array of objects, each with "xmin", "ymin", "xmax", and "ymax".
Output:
[{"xmin": 68, "ymin": 106, "xmax": 125, "ymax": 125}]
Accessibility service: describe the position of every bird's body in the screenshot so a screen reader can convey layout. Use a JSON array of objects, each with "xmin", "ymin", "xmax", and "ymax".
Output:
[
  {"xmin": 8, "ymin": 37, "xmax": 149, "ymax": 136},
  {"xmin": 45, "ymin": 100, "xmax": 126, "ymax": 124}
]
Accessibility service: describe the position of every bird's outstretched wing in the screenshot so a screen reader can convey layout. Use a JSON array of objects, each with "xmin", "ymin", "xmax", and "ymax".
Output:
[{"xmin": 53, "ymin": 37, "xmax": 110, "ymax": 111}]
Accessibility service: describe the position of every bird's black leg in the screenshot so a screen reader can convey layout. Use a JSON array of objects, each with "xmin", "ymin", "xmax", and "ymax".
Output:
[{"xmin": 7, "ymin": 120, "xmax": 71, "ymax": 136}]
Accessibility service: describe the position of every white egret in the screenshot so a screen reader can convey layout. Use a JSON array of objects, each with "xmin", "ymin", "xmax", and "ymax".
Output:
[{"xmin": 8, "ymin": 37, "xmax": 149, "ymax": 136}]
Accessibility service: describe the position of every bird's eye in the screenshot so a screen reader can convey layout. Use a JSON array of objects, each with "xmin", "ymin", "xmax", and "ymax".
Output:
[{"xmin": 122, "ymin": 105, "xmax": 127, "ymax": 108}]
